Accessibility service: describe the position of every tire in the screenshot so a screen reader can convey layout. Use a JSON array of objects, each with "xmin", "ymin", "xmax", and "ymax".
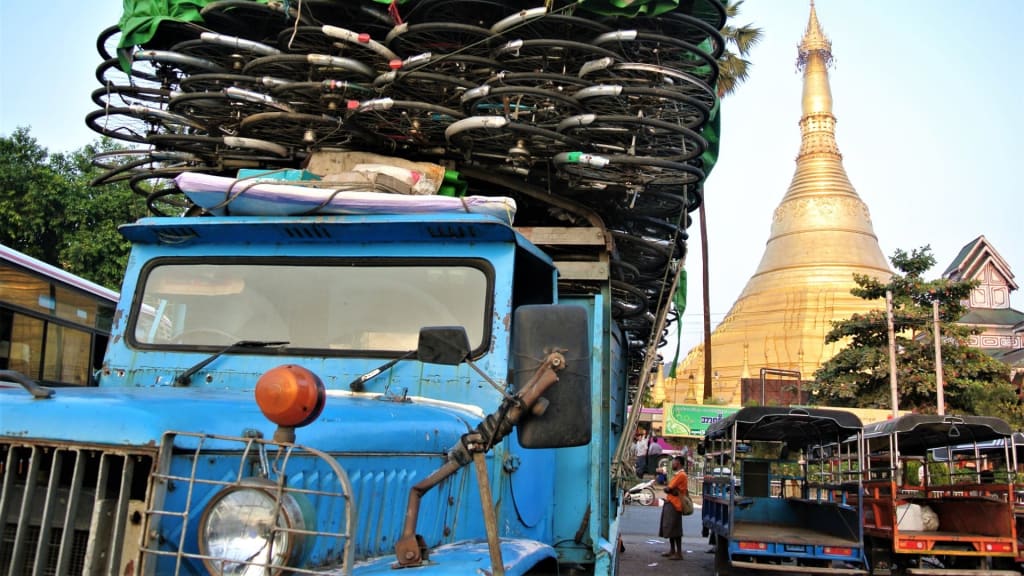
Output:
[
  {"xmin": 386, "ymin": 22, "xmax": 495, "ymax": 57},
  {"xmin": 553, "ymin": 152, "xmax": 704, "ymax": 189},
  {"xmin": 461, "ymin": 84, "xmax": 582, "ymax": 127},
  {"xmin": 557, "ymin": 114, "xmax": 707, "ymax": 161},
  {"xmin": 637, "ymin": 487, "xmax": 656, "ymax": 506}
]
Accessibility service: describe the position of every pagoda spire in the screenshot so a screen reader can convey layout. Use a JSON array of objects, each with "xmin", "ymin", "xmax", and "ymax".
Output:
[{"xmin": 672, "ymin": 2, "xmax": 891, "ymax": 405}]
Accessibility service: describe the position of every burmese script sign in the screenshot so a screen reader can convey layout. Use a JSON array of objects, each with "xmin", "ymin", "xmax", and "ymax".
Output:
[{"xmin": 663, "ymin": 404, "xmax": 739, "ymax": 438}]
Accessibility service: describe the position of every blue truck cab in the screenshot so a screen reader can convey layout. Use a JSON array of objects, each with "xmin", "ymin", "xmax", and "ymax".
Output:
[{"xmin": 0, "ymin": 212, "xmax": 628, "ymax": 575}]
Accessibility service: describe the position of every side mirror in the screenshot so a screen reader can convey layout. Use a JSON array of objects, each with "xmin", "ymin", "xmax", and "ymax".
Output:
[
  {"xmin": 512, "ymin": 305, "xmax": 591, "ymax": 449},
  {"xmin": 417, "ymin": 326, "xmax": 470, "ymax": 365},
  {"xmin": 696, "ymin": 443, "xmax": 706, "ymax": 456}
]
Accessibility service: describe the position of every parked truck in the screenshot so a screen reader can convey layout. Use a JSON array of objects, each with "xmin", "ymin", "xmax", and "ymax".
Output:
[{"xmin": 2, "ymin": 0, "xmax": 726, "ymax": 572}]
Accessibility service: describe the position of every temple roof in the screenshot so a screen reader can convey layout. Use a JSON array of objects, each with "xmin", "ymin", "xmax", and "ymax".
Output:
[{"xmin": 942, "ymin": 235, "xmax": 1018, "ymax": 291}]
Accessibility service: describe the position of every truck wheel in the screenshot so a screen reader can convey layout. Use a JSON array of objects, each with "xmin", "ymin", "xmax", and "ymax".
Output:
[{"xmin": 714, "ymin": 536, "xmax": 730, "ymax": 576}]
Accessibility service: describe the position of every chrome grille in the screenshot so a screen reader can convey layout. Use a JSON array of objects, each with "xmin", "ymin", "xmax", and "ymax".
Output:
[
  {"xmin": 140, "ymin": 431, "xmax": 356, "ymax": 575},
  {"xmin": 0, "ymin": 441, "xmax": 155, "ymax": 576}
]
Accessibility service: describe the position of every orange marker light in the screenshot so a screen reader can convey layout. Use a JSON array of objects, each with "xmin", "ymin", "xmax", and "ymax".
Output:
[{"xmin": 255, "ymin": 365, "xmax": 326, "ymax": 428}]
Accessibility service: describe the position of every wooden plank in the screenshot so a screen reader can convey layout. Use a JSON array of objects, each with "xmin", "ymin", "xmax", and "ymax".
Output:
[
  {"xmin": 554, "ymin": 261, "xmax": 608, "ymax": 281},
  {"xmin": 516, "ymin": 227, "xmax": 605, "ymax": 246}
]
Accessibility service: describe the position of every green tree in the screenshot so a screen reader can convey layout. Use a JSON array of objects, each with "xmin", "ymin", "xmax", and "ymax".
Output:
[
  {"xmin": 809, "ymin": 246, "xmax": 1020, "ymax": 427},
  {"xmin": 0, "ymin": 128, "xmax": 146, "ymax": 289},
  {"xmin": 717, "ymin": 0, "xmax": 764, "ymax": 97}
]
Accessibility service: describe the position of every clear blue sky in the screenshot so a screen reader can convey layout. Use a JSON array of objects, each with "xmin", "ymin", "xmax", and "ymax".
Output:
[{"xmin": 1, "ymin": 1, "xmax": 1020, "ymax": 359}]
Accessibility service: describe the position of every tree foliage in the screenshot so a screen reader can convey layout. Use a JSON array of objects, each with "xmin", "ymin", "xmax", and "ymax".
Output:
[
  {"xmin": 717, "ymin": 0, "xmax": 764, "ymax": 97},
  {"xmin": 809, "ymin": 246, "xmax": 1020, "ymax": 427},
  {"xmin": 0, "ymin": 128, "xmax": 147, "ymax": 289}
]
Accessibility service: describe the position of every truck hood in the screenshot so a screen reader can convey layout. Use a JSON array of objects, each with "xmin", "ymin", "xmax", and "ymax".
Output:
[{"xmin": 0, "ymin": 386, "xmax": 478, "ymax": 452}]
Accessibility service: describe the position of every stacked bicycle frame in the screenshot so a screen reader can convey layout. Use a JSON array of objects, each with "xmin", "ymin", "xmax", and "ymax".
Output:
[{"xmin": 88, "ymin": 0, "xmax": 726, "ymax": 397}]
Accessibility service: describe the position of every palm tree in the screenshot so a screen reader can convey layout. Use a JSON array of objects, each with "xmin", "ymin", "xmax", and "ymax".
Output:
[{"xmin": 700, "ymin": 0, "xmax": 763, "ymax": 400}]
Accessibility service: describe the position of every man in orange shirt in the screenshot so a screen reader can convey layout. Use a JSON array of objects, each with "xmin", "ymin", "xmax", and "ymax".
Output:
[{"xmin": 659, "ymin": 455, "xmax": 688, "ymax": 560}]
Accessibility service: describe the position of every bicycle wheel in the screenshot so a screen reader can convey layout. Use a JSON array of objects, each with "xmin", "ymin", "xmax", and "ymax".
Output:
[
  {"xmin": 178, "ymin": 73, "xmax": 270, "ymax": 93},
  {"xmin": 239, "ymin": 111, "xmax": 352, "ymax": 148},
  {"xmin": 271, "ymin": 80, "xmax": 375, "ymax": 114},
  {"xmin": 243, "ymin": 53, "xmax": 375, "ymax": 82},
  {"xmin": 96, "ymin": 24, "xmax": 121, "ymax": 60},
  {"xmin": 410, "ymin": 53, "xmax": 501, "ymax": 85},
  {"xmin": 553, "ymin": 152, "xmax": 704, "ymax": 188},
  {"xmin": 575, "ymin": 84, "xmax": 709, "ymax": 129},
  {"xmin": 277, "ymin": 25, "xmax": 398, "ymax": 70},
  {"xmin": 200, "ymin": 0, "xmax": 310, "ymax": 43},
  {"xmin": 95, "ymin": 57, "xmax": 167, "ymax": 91},
  {"xmin": 491, "ymin": 38, "xmax": 620, "ymax": 75},
  {"xmin": 386, "ymin": 22, "xmax": 495, "ymax": 57},
  {"xmin": 610, "ymin": 231, "xmax": 674, "ymax": 277},
  {"xmin": 399, "ymin": 0, "xmax": 509, "ymax": 27},
  {"xmin": 611, "ymin": 280, "xmax": 648, "ymax": 319},
  {"xmin": 296, "ymin": 0, "xmax": 394, "ymax": 37},
  {"xmin": 491, "ymin": 8, "xmax": 612, "ymax": 40},
  {"xmin": 90, "ymin": 149, "xmax": 203, "ymax": 186},
  {"xmin": 347, "ymin": 98, "xmax": 464, "ymax": 153},
  {"xmin": 128, "ymin": 169, "xmax": 199, "ymax": 216},
  {"xmin": 171, "ymin": 33, "xmax": 281, "ymax": 72},
  {"xmin": 147, "ymin": 134, "xmax": 293, "ymax": 164},
  {"xmin": 557, "ymin": 114, "xmax": 706, "ymax": 160},
  {"xmin": 92, "ymin": 84, "xmax": 174, "ymax": 108},
  {"xmin": 445, "ymin": 116, "xmax": 577, "ymax": 170},
  {"xmin": 484, "ymin": 71, "xmax": 593, "ymax": 95},
  {"xmin": 611, "ymin": 214, "xmax": 689, "ymax": 258},
  {"xmin": 86, "ymin": 105, "xmax": 207, "ymax": 144},
  {"xmin": 461, "ymin": 85, "xmax": 581, "ymax": 127},
  {"xmin": 623, "ymin": 12, "xmax": 725, "ymax": 60},
  {"xmin": 132, "ymin": 49, "xmax": 229, "ymax": 78},
  {"xmin": 579, "ymin": 60, "xmax": 717, "ymax": 111},
  {"xmin": 168, "ymin": 89, "xmax": 294, "ymax": 134},
  {"xmin": 373, "ymin": 69, "xmax": 475, "ymax": 108},
  {"xmin": 593, "ymin": 30, "xmax": 719, "ymax": 87}
]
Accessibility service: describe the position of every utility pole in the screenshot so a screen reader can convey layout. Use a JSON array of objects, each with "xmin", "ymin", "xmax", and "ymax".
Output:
[
  {"xmin": 886, "ymin": 290, "xmax": 899, "ymax": 417},
  {"xmin": 933, "ymin": 299, "xmax": 945, "ymax": 415}
]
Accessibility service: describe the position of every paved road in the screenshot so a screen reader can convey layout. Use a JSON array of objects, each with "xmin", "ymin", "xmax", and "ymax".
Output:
[{"xmin": 618, "ymin": 498, "xmax": 716, "ymax": 575}]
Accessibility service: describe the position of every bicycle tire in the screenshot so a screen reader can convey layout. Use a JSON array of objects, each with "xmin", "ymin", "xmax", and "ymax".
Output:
[
  {"xmin": 147, "ymin": 134, "xmax": 293, "ymax": 162},
  {"xmin": 622, "ymin": 12, "xmax": 725, "ymax": 60},
  {"xmin": 373, "ymin": 69, "xmax": 475, "ymax": 108},
  {"xmin": 491, "ymin": 38, "xmax": 620, "ymax": 75},
  {"xmin": 461, "ymin": 84, "xmax": 582, "ymax": 127},
  {"xmin": 90, "ymin": 149, "xmax": 203, "ymax": 186},
  {"xmin": 347, "ymin": 98, "xmax": 464, "ymax": 153},
  {"xmin": 399, "ymin": 0, "xmax": 508, "ymax": 27},
  {"xmin": 553, "ymin": 152, "xmax": 704, "ymax": 188},
  {"xmin": 557, "ymin": 114, "xmax": 706, "ymax": 161},
  {"xmin": 491, "ymin": 8, "xmax": 613, "ymax": 40},
  {"xmin": 593, "ymin": 30, "xmax": 719, "ymax": 87},
  {"xmin": 96, "ymin": 24, "xmax": 121, "ymax": 60},
  {"xmin": 86, "ymin": 105, "xmax": 207, "ymax": 144},
  {"xmin": 406, "ymin": 53, "xmax": 501, "ymax": 85},
  {"xmin": 484, "ymin": 71, "xmax": 593, "ymax": 95},
  {"xmin": 271, "ymin": 80, "xmax": 375, "ymax": 114},
  {"xmin": 94, "ymin": 57, "xmax": 166, "ymax": 91},
  {"xmin": 575, "ymin": 84, "xmax": 709, "ymax": 129},
  {"xmin": 133, "ymin": 49, "xmax": 229, "ymax": 77},
  {"xmin": 611, "ymin": 214, "xmax": 688, "ymax": 257},
  {"xmin": 243, "ymin": 53, "xmax": 375, "ymax": 82},
  {"xmin": 92, "ymin": 84, "xmax": 174, "ymax": 108},
  {"xmin": 610, "ymin": 230, "xmax": 674, "ymax": 277},
  {"xmin": 611, "ymin": 280, "xmax": 648, "ymax": 319},
  {"xmin": 295, "ymin": 0, "xmax": 394, "ymax": 37},
  {"xmin": 178, "ymin": 72, "xmax": 268, "ymax": 93},
  {"xmin": 171, "ymin": 33, "xmax": 281, "ymax": 72},
  {"xmin": 277, "ymin": 25, "xmax": 398, "ymax": 69},
  {"xmin": 200, "ymin": 0, "xmax": 310, "ymax": 43},
  {"xmin": 578, "ymin": 60, "xmax": 717, "ymax": 110},
  {"xmin": 239, "ymin": 111, "xmax": 352, "ymax": 148},
  {"xmin": 445, "ymin": 116, "xmax": 577, "ymax": 169},
  {"xmin": 168, "ymin": 89, "xmax": 294, "ymax": 134},
  {"xmin": 386, "ymin": 22, "xmax": 495, "ymax": 57}
]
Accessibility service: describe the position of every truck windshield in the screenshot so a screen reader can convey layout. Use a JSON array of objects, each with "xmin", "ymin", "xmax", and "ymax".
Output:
[{"xmin": 131, "ymin": 260, "xmax": 490, "ymax": 353}]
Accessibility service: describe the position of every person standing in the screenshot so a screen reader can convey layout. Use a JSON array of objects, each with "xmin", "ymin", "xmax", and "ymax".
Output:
[
  {"xmin": 633, "ymin": 429, "xmax": 649, "ymax": 477},
  {"xmin": 660, "ymin": 455, "xmax": 688, "ymax": 560}
]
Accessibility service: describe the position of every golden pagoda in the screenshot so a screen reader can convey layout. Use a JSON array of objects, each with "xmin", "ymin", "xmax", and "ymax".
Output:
[{"xmin": 672, "ymin": 1, "xmax": 892, "ymax": 405}]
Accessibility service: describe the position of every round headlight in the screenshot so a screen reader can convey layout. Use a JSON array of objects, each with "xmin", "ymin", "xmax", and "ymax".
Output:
[{"xmin": 199, "ymin": 479, "xmax": 307, "ymax": 575}]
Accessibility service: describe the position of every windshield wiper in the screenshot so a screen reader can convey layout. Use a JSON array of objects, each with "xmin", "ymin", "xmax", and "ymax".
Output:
[
  {"xmin": 348, "ymin": 350, "xmax": 417, "ymax": 392},
  {"xmin": 174, "ymin": 340, "xmax": 289, "ymax": 387}
]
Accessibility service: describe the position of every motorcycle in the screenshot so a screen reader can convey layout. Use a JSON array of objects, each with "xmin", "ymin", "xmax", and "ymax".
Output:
[{"xmin": 624, "ymin": 477, "xmax": 657, "ymax": 506}]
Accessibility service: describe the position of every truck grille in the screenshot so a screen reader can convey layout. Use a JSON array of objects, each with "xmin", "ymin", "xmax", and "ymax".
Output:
[{"xmin": 0, "ymin": 441, "xmax": 155, "ymax": 576}]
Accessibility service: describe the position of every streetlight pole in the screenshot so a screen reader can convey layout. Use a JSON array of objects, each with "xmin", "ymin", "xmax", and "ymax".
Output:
[
  {"xmin": 886, "ymin": 290, "xmax": 899, "ymax": 417},
  {"xmin": 933, "ymin": 299, "xmax": 945, "ymax": 415}
]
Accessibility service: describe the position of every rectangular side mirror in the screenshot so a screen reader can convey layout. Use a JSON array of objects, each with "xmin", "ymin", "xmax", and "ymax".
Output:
[
  {"xmin": 512, "ymin": 305, "xmax": 592, "ymax": 449},
  {"xmin": 417, "ymin": 327, "xmax": 470, "ymax": 365}
]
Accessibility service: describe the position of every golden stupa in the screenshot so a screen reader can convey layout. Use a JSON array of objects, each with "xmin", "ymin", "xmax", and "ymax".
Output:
[{"xmin": 672, "ymin": 2, "xmax": 892, "ymax": 405}]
